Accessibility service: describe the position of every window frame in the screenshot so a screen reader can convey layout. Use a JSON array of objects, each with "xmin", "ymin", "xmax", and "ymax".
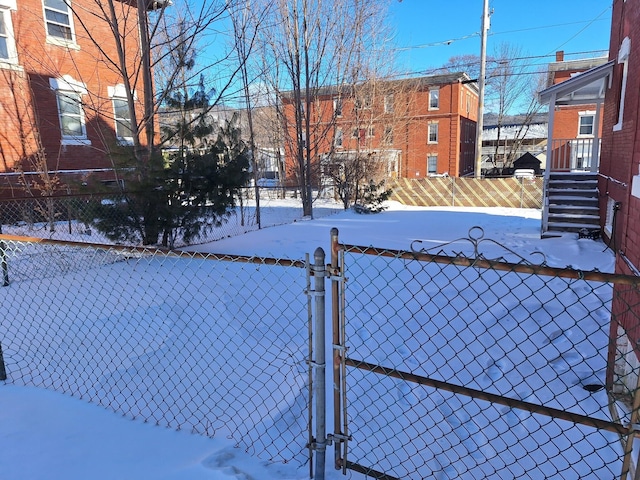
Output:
[
  {"xmin": 427, "ymin": 155, "xmax": 438, "ymax": 175},
  {"xmin": 334, "ymin": 127, "xmax": 343, "ymax": 148},
  {"xmin": 384, "ymin": 94, "xmax": 394, "ymax": 114},
  {"xmin": 333, "ymin": 97, "xmax": 343, "ymax": 117},
  {"xmin": 43, "ymin": 0, "xmax": 77, "ymax": 46},
  {"xmin": 578, "ymin": 111, "xmax": 595, "ymax": 137},
  {"xmin": 383, "ymin": 126, "xmax": 393, "ymax": 145},
  {"xmin": 50, "ymin": 75, "xmax": 90, "ymax": 145},
  {"xmin": 108, "ymin": 84, "xmax": 135, "ymax": 145},
  {"xmin": 0, "ymin": 4, "xmax": 18, "ymax": 66},
  {"xmin": 429, "ymin": 88, "xmax": 440, "ymax": 110},
  {"xmin": 428, "ymin": 122, "xmax": 439, "ymax": 144}
]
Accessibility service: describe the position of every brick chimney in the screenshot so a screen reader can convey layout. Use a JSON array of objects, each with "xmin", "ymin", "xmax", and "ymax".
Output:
[{"xmin": 556, "ymin": 51, "xmax": 565, "ymax": 62}]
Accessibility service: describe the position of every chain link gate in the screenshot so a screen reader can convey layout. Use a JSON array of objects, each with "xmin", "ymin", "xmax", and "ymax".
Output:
[{"xmin": 328, "ymin": 227, "xmax": 640, "ymax": 480}]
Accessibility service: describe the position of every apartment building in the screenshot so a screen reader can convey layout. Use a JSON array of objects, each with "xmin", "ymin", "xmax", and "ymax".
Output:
[
  {"xmin": 279, "ymin": 73, "xmax": 479, "ymax": 188},
  {"xmin": 0, "ymin": 0, "xmax": 145, "ymax": 197}
]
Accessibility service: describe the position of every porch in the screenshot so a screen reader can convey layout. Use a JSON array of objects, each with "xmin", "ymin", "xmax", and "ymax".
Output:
[{"xmin": 538, "ymin": 60, "xmax": 614, "ymax": 237}]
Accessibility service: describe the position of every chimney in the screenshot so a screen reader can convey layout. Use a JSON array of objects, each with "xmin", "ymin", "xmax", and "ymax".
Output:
[{"xmin": 556, "ymin": 51, "xmax": 564, "ymax": 62}]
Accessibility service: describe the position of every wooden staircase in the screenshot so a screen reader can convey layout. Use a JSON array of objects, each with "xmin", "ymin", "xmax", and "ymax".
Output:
[{"xmin": 543, "ymin": 172, "xmax": 601, "ymax": 237}]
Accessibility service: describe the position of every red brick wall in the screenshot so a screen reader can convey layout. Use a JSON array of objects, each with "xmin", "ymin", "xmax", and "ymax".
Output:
[
  {"xmin": 0, "ymin": 0, "xmax": 145, "ymax": 196},
  {"xmin": 600, "ymin": 0, "xmax": 640, "ymax": 273}
]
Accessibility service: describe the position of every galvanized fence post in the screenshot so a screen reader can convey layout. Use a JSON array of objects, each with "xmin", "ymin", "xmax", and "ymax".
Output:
[{"xmin": 313, "ymin": 247, "xmax": 327, "ymax": 480}]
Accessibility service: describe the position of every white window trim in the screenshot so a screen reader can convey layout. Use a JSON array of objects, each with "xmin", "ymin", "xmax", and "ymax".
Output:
[
  {"xmin": 383, "ymin": 126, "xmax": 393, "ymax": 144},
  {"xmin": 108, "ymin": 84, "xmax": 136, "ymax": 145},
  {"xmin": 384, "ymin": 94, "xmax": 394, "ymax": 114},
  {"xmin": 429, "ymin": 88, "xmax": 440, "ymax": 110},
  {"xmin": 333, "ymin": 97, "xmax": 342, "ymax": 117},
  {"xmin": 0, "ymin": 5, "xmax": 19, "ymax": 67},
  {"xmin": 428, "ymin": 122, "xmax": 438, "ymax": 144},
  {"xmin": 50, "ymin": 75, "xmax": 90, "ymax": 146},
  {"xmin": 43, "ymin": 0, "xmax": 79, "ymax": 48},
  {"xmin": 614, "ymin": 37, "xmax": 630, "ymax": 132},
  {"xmin": 577, "ymin": 110, "xmax": 596, "ymax": 137}
]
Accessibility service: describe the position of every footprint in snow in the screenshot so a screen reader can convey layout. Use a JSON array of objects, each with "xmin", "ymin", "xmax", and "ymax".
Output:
[
  {"xmin": 545, "ymin": 329, "xmax": 573, "ymax": 347},
  {"xmin": 483, "ymin": 357, "xmax": 509, "ymax": 384},
  {"xmin": 430, "ymin": 455, "xmax": 459, "ymax": 480},
  {"xmin": 396, "ymin": 345, "xmax": 419, "ymax": 368},
  {"xmin": 549, "ymin": 351, "xmax": 583, "ymax": 374},
  {"xmin": 396, "ymin": 381, "xmax": 424, "ymax": 407}
]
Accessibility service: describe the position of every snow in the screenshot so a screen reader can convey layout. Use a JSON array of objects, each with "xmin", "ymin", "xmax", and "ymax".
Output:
[{"xmin": 0, "ymin": 201, "xmax": 619, "ymax": 479}]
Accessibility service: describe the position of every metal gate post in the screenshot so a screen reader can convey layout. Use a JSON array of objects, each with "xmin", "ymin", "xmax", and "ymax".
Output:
[
  {"xmin": 313, "ymin": 247, "xmax": 327, "ymax": 480},
  {"xmin": 330, "ymin": 227, "xmax": 344, "ymax": 471}
]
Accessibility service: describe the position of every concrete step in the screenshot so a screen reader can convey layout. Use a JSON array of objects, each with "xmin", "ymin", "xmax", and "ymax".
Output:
[
  {"xmin": 549, "ymin": 205, "xmax": 599, "ymax": 216},
  {"xmin": 547, "ymin": 221, "xmax": 602, "ymax": 233},
  {"xmin": 548, "ymin": 173, "xmax": 598, "ymax": 182},
  {"xmin": 548, "ymin": 213, "xmax": 600, "ymax": 225},
  {"xmin": 548, "ymin": 194, "xmax": 598, "ymax": 203}
]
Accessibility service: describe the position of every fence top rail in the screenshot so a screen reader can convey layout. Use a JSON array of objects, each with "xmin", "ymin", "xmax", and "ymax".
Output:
[
  {"xmin": 0, "ymin": 234, "xmax": 307, "ymax": 269},
  {"xmin": 338, "ymin": 242, "xmax": 640, "ymax": 287}
]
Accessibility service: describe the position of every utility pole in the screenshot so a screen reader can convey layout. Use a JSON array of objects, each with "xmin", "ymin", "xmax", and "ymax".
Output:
[{"xmin": 474, "ymin": 0, "xmax": 490, "ymax": 178}]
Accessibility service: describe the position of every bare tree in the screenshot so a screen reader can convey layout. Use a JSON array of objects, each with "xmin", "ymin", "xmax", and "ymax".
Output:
[
  {"xmin": 321, "ymin": 76, "xmax": 416, "ymax": 210},
  {"xmin": 441, "ymin": 43, "xmax": 546, "ymax": 170},
  {"xmin": 249, "ymin": 0, "xmax": 391, "ymax": 217}
]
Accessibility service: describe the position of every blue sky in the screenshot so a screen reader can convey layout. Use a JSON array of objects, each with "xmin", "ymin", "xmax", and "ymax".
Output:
[{"xmin": 388, "ymin": 0, "xmax": 612, "ymax": 75}]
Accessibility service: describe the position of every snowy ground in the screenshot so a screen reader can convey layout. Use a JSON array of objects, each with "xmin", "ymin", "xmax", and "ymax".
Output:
[{"xmin": 0, "ymin": 201, "xmax": 619, "ymax": 479}]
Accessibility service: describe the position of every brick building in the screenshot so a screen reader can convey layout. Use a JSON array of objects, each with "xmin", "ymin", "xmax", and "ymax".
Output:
[
  {"xmin": 0, "ymin": 0, "xmax": 145, "ymax": 198},
  {"xmin": 280, "ymin": 73, "xmax": 478, "ymax": 188},
  {"xmin": 598, "ymin": 0, "xmax": 640, "ymax": 392}
]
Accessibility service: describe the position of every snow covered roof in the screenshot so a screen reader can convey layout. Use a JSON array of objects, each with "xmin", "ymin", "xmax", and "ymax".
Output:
[{"xmin": 483, "ymin": 123, "xmax": 548, "ymax": 141}]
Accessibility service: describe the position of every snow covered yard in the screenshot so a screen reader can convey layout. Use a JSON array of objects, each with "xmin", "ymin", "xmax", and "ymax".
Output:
[{"xmin": 0, "ymin": 202, "xmax": 624, "ymax": 479}]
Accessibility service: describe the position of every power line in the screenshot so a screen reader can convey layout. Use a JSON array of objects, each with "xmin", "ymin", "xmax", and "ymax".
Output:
[{"xmin": 392, "ymin": 15, "xmax": 610, "ymax": 52}]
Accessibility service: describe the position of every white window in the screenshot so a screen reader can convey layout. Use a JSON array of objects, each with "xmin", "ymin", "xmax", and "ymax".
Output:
[
  {"xmin": 383, "ymin": 126, "xmax": 393, "ymax": 144},
  {"xmin": 355, "ymin": 94, "xmax": 371, "ymax": 110},
  {"xmin": 429, "ymin": 88, "xmax": 439, "ymax": 110},
  {"xmin": 43, "ymin": 0, "xmax": 75, "ymax": 43},
  {"xmin": 108, "ymin": 85, "xmax": 134, "ymax": 144},
  {"xmin": 334, "ymin": 127, "xmax": 343, "ymax": 148},
  {"xmin": 333, "ymin": 97, "xmax": 342, "ymax": 117},
  {"xmin": 0, "ymin": 5, "xmax": 18, "ymax": 65},
  {"xmin": 50, "ymin": 75, "xmax": 89, "ymax": 145},
  {"xmin": 578, "ymin": 112, "xmax": 595, "ymax": 136},
  {"xmin": 614, "ymin": 37, "xmax": 630, "ymax": 131},
  {"xmin": 428, "ymin": 122, "xmax": 438, "ymax": 144},
  {"xmin": 366, "ymin": 126, "xmax": 374, "ymax": 138},
  {"xmin": 384, "ymin": 94, "xmax": 394, "ymax": 113},
  {"xmin": 428, "ymin": 155, "xmax": 437, "ymax": 174}
]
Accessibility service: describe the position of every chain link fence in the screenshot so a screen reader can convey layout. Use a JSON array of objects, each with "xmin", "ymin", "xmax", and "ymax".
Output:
[
  {"xmin": 0, "ymin": 236, "xmax": 314, "ymax": 466},
  {"xmin": 3, "ymin": 225, "xmax": 640, "ymax": 479},
  {"xmin": 0, "ymin": 187, "xmax": 341, "ymax": 247},
  {"xmin": 331, "ymin": 228, "xmax": 640, "ymax": 480}
]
